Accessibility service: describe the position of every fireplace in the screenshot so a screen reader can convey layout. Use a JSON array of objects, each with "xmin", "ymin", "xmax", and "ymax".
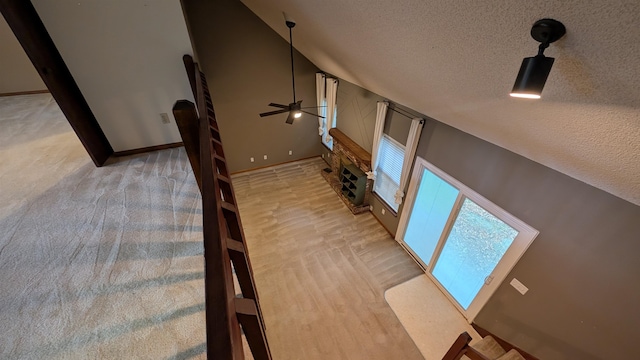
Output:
[{"xmin": 321, "ymin": 128, "xmax": 373, "ymax": 214}]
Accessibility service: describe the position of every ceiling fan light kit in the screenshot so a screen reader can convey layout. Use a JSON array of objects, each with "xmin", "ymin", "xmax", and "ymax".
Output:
[
  {"xmin": 259, "ymin": 13, "xmax": 325, "ymax": 124},
  {"xmin": 510, "ymin": 18, "xmax": 566, "ymax": 99}
]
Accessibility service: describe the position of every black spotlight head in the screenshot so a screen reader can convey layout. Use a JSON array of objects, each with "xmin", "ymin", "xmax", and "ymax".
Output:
[
  {"xmin": 511, "ymin": 55, "xmax": 555, "ymax": 99},
  {"xmin": 510, "ymin": 18, "xmax": 565, "ymax": 99}
]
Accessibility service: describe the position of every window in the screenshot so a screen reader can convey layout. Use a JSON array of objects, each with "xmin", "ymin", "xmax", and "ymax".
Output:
[
  {"xmin": 396, "ymin": 157, "xmax": 538, "ymax": 320},
  {"xmin": 373, "ymin": 134, "xmax": 405, "ymax": 211},
  {"xmin": 316, "ymin": 74, "xmax": 338, "ymax": 150},
  {"xmin": 322, "ymin": 105, "xmax": 337, "ymax": 149}
]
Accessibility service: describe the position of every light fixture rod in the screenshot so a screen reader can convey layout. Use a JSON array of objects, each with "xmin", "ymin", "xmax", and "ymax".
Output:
[
  {"xmin": 537, "ymin": 42, "xmax": 549, "ymax": 56},
  {"xmin": 288, "ymin": 24, "xmax": 296, "ymax": 103}
]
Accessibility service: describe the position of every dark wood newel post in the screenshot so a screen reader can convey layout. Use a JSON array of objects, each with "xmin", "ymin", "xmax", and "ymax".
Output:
[
  {"xmin": 0, "ymin": 0, "xmax": 113, "ymax": 166},
  {"xmin": 172, "ymin": 100, "xmax": 202, "ymax": 191},
  {"xmin": 182, "ymin": 55, "xmax": 197, "ymax": 99}
]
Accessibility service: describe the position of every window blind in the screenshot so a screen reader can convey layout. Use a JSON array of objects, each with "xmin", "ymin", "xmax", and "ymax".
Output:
[{"xmin": 373, "ymin": 134, "xmax": 405, "ymax": 210}]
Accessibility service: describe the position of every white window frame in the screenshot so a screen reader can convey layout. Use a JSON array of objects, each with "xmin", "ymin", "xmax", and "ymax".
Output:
[
  {"xmin": 396, "ymin": 156, "xmax": 539, "ymax": 321},
  {"xmin": 373, "ymin": 134, "xmax": 405, "ymax": 212}
]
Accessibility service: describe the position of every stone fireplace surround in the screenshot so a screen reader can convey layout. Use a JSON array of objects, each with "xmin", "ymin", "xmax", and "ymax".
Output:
[{"xmin": 321, "ymin": 128, "xmax": 373, "ymax": 214}]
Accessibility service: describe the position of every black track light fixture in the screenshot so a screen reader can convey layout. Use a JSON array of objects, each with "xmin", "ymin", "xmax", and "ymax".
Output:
[{"xmin": 510, "ymin": 19, "xmax": 566, "ymax": 99}]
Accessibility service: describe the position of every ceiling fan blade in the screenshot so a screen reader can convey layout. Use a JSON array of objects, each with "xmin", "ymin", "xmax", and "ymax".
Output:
[
  {"xmin": 285, "ymin": 112, "xmax": 296, "ymax": 124},
  {"xmin": 301, "ymin": 105, "xmax": 327, "ymax": 109},
  {"xmin": 260, "ymin": 109, "xmax": 289, "ymax": 117},
  {"xmin": 300, "ymin": 109, "xmax": 325, "ymax": 118},
  {"xmin": 268, "ymin": 103, "xmax": 289, "ymax": 109}
]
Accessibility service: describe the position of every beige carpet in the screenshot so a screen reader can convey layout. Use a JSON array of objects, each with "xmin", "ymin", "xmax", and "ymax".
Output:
[
  {"xmin": 0, "ymin": 94, "xmax": 206, "ymax": 359},
  {"xmin": 385, "ymin": 275, "xmax": 482, "ymax": 359}
]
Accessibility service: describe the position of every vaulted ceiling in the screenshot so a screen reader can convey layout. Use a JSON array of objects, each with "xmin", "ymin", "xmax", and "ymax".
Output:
[{"xmin": 241, "ymin": 0, "xmax": 640, "ymax": 206}]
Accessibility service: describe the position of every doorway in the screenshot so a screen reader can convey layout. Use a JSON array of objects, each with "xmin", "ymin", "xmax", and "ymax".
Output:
[{"xmin": 396, "ymin": 157, "xmax": 538, "ymax": 321}]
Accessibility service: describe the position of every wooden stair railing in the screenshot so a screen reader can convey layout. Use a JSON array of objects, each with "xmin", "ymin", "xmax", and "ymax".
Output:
[
  {"xmin": 173, "ymin": 55, "xmax": 271, "ymax": 360},
  {"xmin": 442, "ymin": 327, "xmax": 539, "ymax": 360},
  {"xmin": 442, "ymin": 332, "xmax": 491, "ymax": 360}
]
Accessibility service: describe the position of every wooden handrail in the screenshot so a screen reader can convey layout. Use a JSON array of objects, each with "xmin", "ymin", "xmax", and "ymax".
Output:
[
  {"xmin": 172, "ymin": 55, "xmax": 271, "ymax": 360},
  {"xmin": 183, "ymin": 54, "xmax": 197, "ymax": 100},
  {"xmin": 173, "ymin": 100, "xmax": 201, "ymax": 191},
  {"xmin": 442, "ymin": 328, "xmax": 540, "ymax": 360},
  {"xmin": 441, "ymin": 332, "xmax": 491, "ymax": 360}
]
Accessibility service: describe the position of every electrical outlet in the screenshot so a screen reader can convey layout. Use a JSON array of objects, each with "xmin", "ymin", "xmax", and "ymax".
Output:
[
  {"xmin": 250, "ymin": 157, "xmax": 254, "ymax": 163},
  {"xmin": 263, "ymin": 155, "xmax": 268, "ymax": 160},
  {"xmin": 381, "ymin": 208, "xmax": 386, "ymax": 215},
  {"xmin": 160, "ymin": 113, "xmax": 170, "ymax": 124},
  {"xmin": 510, "ymin": 278, "xmax": 529, "ymax": 295},
  {"xmin": 288, "ymin": 150, "xmax": 292, "ymax": 156}
]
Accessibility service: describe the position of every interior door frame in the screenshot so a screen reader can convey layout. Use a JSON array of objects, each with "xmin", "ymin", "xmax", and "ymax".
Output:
[{"xmin": 396, "ymin": 156, "xmax": 539, "ymax": 322}]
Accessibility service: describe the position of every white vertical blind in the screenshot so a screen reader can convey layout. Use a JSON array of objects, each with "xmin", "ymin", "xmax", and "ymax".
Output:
[{"xmin": 374, "ymin": 134, "xmax": 405, "ymax": 211}]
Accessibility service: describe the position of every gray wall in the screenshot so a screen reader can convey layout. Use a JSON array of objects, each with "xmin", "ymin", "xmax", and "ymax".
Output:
[
  {"xmin": 334, "ymin": 75, "xmax": 640, "ymax": 359},
  {"xmin": 182, "ymin": 0, "xmax": 324, "ymax": 173},
  {"xmin": 333, "ymin": 79, "xmax": 381, "ymax": 151},
  {"xmin": 333, "ymin": 78, "xmax": 413, "ymax": 234},
  {"xmin": 319, "ymin": 78, "xmax": 383, "ymax": 173},
  {"xmin": 0, "ymin": 17, "xmax": 46, "ymax": 94},
  {"xmin": 333, "ymin": 79, "xmax": 411, "ymax": 151},
  {"xmin": 420, "ymin": 122, "xmax": 640, "ymax": 360}
]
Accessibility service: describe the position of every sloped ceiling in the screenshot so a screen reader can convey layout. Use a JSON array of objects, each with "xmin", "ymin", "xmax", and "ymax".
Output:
[{"xmin": 241, "ymin": 0, "xmax": 640, "ymax": 206}]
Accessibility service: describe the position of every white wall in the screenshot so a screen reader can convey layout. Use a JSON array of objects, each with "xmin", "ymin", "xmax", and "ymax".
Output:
[
  {"xmin": 32, "ymin": 0, "xmax": 194, "ymax": 151},
  {"xmin": 0, "ymin": 17, "xmax": 46, "ymax": 94}
]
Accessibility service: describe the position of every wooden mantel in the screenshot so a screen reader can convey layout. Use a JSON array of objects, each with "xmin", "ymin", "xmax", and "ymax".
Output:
[
  {"xmin": 329, "ymin": 129, "xmax": 371, "ymax": 168},
  {"xmin": 321, "ymin": 128, "xmax": 373, "ymax": 214}
]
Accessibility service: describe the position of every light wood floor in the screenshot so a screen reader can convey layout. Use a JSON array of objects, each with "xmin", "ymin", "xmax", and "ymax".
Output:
[{"xmin": 233, "ymin": 158, "xmax": 425, "ymax": 360}]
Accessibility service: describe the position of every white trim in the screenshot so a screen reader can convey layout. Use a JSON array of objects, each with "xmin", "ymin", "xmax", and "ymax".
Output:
[{"xmin": 396, "ymin": 156, "xmax": 539, "ymax": 322}]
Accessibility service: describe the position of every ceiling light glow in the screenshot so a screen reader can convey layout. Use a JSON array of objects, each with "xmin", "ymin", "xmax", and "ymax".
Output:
[{"xmin": 509, "ymin": 93, "xmax": 541, "ymax": 99}]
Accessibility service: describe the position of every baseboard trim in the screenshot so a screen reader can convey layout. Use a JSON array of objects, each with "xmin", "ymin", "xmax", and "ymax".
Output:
[
  {"xmin": 372, "ymin": 211, "xmax": 395, "ymax": 237},
  {"xmin": 230, "ymin": 155, "xmax": 321, "ymax": 175},
  {"xmin": 112, "ymin": 142, "xmax": 184, "ymax": 157},
  {"xmin": 0, "ymin": 89, "xmax": 50, "ymax": 97}
]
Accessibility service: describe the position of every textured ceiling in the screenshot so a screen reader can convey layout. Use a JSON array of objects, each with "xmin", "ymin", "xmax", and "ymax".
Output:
[{"xmin": 241, "ymin": 0, "xmax": 640, "ymax": 206}]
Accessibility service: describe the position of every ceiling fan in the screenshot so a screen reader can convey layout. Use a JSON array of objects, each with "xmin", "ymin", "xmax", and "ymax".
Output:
[{"xmin": 259, "ymin": 14, "xmax": 325, "ymax": 124}]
